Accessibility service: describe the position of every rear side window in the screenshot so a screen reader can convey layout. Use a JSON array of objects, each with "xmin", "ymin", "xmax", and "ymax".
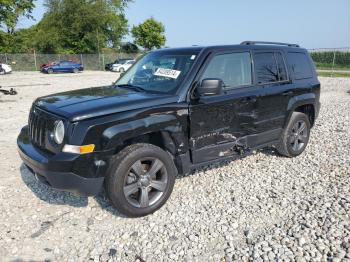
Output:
[
  {"xmin": 201, "ymin": 52, "xmax": 252, "ymax": 89},
  {"xmin": 254, "ymin": 52, "xmax": 279, "ymax": 84},
  {"xmin": 287, "ymin": 52, "xmax": 313, "ymax": 79}
]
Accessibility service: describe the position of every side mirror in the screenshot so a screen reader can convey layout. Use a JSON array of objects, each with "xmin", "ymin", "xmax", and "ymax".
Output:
[{"xmin": 197, "ymin": 78, "xmax": 223, "ymax": 96}]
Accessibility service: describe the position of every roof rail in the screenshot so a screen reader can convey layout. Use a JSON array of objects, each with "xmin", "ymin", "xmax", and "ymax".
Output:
[{"xmin": 240, "ymin": 41, "xmax": 300, "ymax": 47}]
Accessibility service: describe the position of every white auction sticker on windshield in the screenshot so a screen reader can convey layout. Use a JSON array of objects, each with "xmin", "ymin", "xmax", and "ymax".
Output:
[{"xmin": 154, "ymin": 68, "xmax": 181, "ymax": 79}]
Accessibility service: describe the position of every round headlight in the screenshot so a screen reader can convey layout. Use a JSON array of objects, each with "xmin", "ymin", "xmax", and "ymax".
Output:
[{"xmin": 53, "ymin": 120, "xmax": 65, "ymax": 144}]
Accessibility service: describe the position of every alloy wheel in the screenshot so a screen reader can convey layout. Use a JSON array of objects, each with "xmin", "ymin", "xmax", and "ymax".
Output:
[
  {"xmin": 289, "ymin": 120, "xmax": 308, "ymax": 151},
  {"xmin": 123, "ymin": 158, "xmax": 168, "ymax": 208}
]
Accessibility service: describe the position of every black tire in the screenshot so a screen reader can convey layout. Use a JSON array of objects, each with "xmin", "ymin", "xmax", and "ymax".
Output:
[
  {"xmin": 47, "ymin": 68, "xmax": 53, "ymax": 74},
  {"xmin": 73, "ymin": 68, "xmax": 79, "ymax": 73},
  {"xmin": 119, "ymin": 67, "xmax": 125, "ymax": 73},
  {"xmin": 276, "ymin": 112, "xmax": 311, "ymax": 157},
  {"xmin": 0, "ymin": 69, "xmax": 5, "ymax": 75},
  {"xmin": 106, "ymin": 143, "xmax": 176, "ymax": 217}
]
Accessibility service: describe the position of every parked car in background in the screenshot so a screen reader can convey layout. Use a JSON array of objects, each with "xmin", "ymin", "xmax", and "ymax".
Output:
[
  {"xmin": 41, "ymin": 60, "xmax": 83, "ymax": 74},
  {"xmin": 0, "ymin": 63, "xmax": 12, "ymax": 74},
  {"xmin": 105, "ymin": 58, "xmax": 134, "ymax": 71},
  {"xmin": 40, "ymin": 62, "xmax": 55, "ymax": 70},
  {"xmin": 112, "ymin": 59, "xmax": 135, "ymax": 73}
]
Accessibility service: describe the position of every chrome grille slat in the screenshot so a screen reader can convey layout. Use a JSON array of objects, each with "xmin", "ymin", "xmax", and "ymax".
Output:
[
  {"xmin": 38, "ymin": 118, "xmax": 43, "ymax": 146},
  {"xmin": 31, "ymin": 113, "xmax": 36, "ymax": 141},
  {"xmin": 41, "ymin": 121, "xmax": 46, "ymax": 146},
  {"xmin": 34, "ymin": 114, "xmax": 39, "ymax": 144}
]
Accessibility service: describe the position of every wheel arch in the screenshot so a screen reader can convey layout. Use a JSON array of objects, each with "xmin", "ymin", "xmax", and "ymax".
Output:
[
  {"xmin": 285, "ymin": 94, "xmax": 316, "ymax": 128},
  {"xmin": 294, "ymin": 104, "xmax": 315, "ymax": 127},
  {"xmin": 115, "ymin": 131, "xmax": 178, "ymax": 156},
  {"xmin": 102, "ymin": 114, "xmax": 189, "ymax": 157}
]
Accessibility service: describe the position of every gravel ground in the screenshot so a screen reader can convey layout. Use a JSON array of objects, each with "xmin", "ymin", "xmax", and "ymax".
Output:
[{"xmin": 0, "ymin": 72, "xmax": 349, "ymax": 261}]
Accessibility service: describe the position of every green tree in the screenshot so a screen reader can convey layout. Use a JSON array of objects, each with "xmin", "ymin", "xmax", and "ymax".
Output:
[
  {"xmin": 131, "ymin": 18, "xmax": 166, "ymax": 50},
  {"xmin": 30, "ymin": 0, "xmax": 131, "ymax": 53},
  {"xmin": 120, "ymin": 42, "xmax": 139, "ymax": 53},
  {"xmin": 0, "ymin": 0, "xmax": 35, "ymax": 33}
]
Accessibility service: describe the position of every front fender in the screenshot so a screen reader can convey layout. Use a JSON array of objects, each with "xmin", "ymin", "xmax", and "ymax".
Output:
[{"xmin": 102, "ymin": 109, "xmax": 189, "ymax": 154}]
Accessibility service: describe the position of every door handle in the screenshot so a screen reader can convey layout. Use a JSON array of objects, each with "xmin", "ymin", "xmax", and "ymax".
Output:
[
  {"xmin": 241, "ymin": 96, "xmax": 257, "ymax": 103},
  {"xmin": 282, "ymin": 91, "xmax": 293, "ymax": 96}
]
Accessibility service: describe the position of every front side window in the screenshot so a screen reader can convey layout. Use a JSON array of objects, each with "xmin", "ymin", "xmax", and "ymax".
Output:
[
  {"xmin": 115, "ymin": 51, "xmax": 198, "ymax": 94},
  {"xmin": 201, "ymin": 52, "xmax": 252, "ymax": 89}
]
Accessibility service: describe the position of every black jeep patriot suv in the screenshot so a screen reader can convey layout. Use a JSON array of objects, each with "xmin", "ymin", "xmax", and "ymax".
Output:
[{"xmin": 18, "ymin": 41, "xmax": 320, "ymax": 217}]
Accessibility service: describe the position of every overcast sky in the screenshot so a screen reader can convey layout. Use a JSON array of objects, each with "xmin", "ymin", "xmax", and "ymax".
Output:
[{"xmin": 19, "ymin": 0, "xmax": 350, "ymax": 49}]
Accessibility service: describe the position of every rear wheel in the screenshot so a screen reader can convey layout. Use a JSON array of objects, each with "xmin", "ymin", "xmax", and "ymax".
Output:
[
  {"xmin": 276, "ymin": 112, "xmax": 311, "ymax": 157},
  {"xmin": 106, "ymin": 143, "xmax": 176, "ymax": 217},
  {"xmin": 47, "ymin": 68, "xmax": 53, "ymax": 74},
  {"xmin": 73, "ymin": 68, "xmax": 79, "ymax": 73},
  {"xmin": 119, "ymin": 67, "xmax": 125, "ymax": 73}
]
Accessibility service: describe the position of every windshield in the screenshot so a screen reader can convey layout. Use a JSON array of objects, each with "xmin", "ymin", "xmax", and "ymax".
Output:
[{"xmin": 114, "ymin": 51, "xmax": 199, "ymax": 94}]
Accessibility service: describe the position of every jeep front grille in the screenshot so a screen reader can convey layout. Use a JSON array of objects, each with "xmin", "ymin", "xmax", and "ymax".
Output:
[{"xmin": 28, "ymin": 107, "xmax": 54, "ymax": 149}]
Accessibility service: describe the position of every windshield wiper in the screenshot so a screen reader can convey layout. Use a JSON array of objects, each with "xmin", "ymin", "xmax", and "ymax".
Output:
[{"xmin": 116, "ymin": 84, "xmax": 146, "ymax": 92}]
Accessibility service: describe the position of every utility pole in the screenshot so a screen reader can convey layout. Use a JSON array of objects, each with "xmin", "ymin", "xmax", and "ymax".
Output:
[
  {"xmin": 331, "ymin": 51, "xmax": 336, "ymax": 78},
  {"xmin": 97, "ymin": 29, "xmax": 101, "ymax": 70},
  {"xmin": 33, "ymin": 49, "xmax": 37, "ymax": 71}
]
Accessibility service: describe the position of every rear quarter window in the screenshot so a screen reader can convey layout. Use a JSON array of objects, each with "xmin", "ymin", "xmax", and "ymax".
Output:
[{"xmin": 287, "ymin": 52, "xmax": 313, "ymax": 80}]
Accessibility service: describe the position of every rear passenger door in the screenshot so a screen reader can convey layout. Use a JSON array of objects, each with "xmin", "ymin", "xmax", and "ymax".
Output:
[{"xmin": 252, "ymin": 51, "xmax": 292, "ymax": 137}]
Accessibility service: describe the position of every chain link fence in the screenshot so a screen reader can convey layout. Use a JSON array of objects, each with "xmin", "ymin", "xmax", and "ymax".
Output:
[
  {"xmin": 1, "ymin": 49, "xmax": 350, "ymax": 75},
  {"xmin": 0, "ymin": 53, "xmax": 139, "ymax": 71}
]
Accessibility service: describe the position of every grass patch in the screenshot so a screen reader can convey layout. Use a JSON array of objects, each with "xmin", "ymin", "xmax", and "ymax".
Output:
[
  {"xmin": 317, "ymin": 71, "xmax": 350, "ymax": 77},
  {"xmin": 315, "ymin": 63, "xmax": 350, "ymax": 71}
]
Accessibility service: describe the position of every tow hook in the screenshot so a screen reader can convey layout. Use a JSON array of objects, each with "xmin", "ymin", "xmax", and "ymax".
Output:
[{"xmin": 235, "ymin": 144, "xmax": 250, "ymax": 156}]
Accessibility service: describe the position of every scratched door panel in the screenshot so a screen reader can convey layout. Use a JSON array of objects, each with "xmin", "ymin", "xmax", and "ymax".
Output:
[{"xmin": 189, "ymin": 87, "xmax": 259, "ymax": 164}]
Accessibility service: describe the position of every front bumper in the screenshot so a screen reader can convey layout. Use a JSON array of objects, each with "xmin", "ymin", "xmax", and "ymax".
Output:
[{"xmin": 17, "ymin": 126, "xmax": 105, "ymax": 196}]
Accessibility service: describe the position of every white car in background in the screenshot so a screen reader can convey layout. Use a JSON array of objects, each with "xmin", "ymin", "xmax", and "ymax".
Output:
[
  {"xmin": 0, "ymin": 63, "xmax": 12, "ymax": 74},
  {"xmin": 112, "ymin": 60, "xmax": 135, "ymax": 73}
]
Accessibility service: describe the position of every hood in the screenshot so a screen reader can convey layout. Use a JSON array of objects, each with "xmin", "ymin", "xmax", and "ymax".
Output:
[{"xmin": 34, "ymin": 85, "xmax": 177, "ymax": 121}]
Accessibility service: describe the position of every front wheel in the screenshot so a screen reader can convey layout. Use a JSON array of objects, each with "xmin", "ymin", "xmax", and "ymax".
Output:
[
  {"xmin": 276, "ymin": 112, "xmax": 311, "ymax": 157},
  {"xmin": 118, "ymin": 67, "xmax": 125, "ymax": 73},
  {"xmin": 106, "ymin": 143, "xmax": 176, "ymax": 217}
]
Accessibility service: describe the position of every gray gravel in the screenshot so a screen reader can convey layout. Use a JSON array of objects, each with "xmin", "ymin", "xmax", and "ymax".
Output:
[{"xmin": 0, "ymin": 72, "xmax": 349, "ymax": 261}]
